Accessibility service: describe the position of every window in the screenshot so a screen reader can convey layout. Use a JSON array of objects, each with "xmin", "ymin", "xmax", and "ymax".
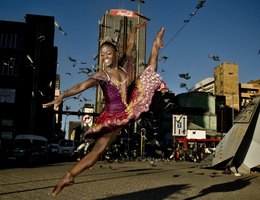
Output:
[
  {"xmin": 0, "ymin": 33, "xmax": 18, "ymax": 49},
  {"xmin": 0, "ymin": 88, "xmax": 16, "ymax": 103},
  {"xmin": 0, "ymin": 59, "xmax": 17, "ymax": 76},
  {"xmin": 1, "ymin": 119, "xmax": 13, "ymax": 127}
]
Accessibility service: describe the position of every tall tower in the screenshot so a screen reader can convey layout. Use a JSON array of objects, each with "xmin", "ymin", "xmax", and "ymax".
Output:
[
  {"xmin": 214, "ymin": 62, "xmax": 240, "ymax": 125},
  {"xmin": 96, "ymin": 9, "xmax": 147, "ymax": 113}
]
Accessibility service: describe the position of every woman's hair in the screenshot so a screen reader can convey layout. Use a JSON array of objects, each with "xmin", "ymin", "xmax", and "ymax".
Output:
[{"xmin": 100, "ymin": 36, "xmax": 118, "ymax": 51}]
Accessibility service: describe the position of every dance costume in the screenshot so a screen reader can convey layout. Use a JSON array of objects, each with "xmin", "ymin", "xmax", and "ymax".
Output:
[{"xmin": 85, "ymin": 56, "xmax": 163, "ymax": 135}]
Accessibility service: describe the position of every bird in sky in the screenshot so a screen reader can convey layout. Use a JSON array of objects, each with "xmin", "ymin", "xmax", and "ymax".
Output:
[
  {"xmin": 180, "ymin": 83, "xmax": 189, "ymax": 91},
  {"xmin": 93, "ymin": 54, "xmax": 98, "ymax": 61},
  {"xmin": 190, "ymin": 11, "xmax": 197, "ymax": 16},
  {"xmin": 78, "ymin": 66, "xmax": 93, "ymax": 75},
  {"xmin": 209, "ymin": 54, "xmax": 220, "ymax": 61},
  {"xmin": 72, "ymin": 94, "xmax": 82, "ymax": 100},
  {"xmin": 54, "ymin": 20, "xmax": 67, "ymax": 36},
  {"xmin": 92, "ymin": 64, "xmax": 98, "ymax": 72},
  {"xmin": 65, "ymin": 72, "xmax": 72, "ymax": 76},
  {"xmin": 179, "ymin": 73, "xmax": 191, "ymax": 80},
  {"xmin": 67, "ymin": 56, "xmax": 77, "ymax": 63},
  {"xmin": 258, "ymin": 49, "xmax": 260, "ymax": 55},
  {"xmin": 196, "ymin": 0, "xmax": 206, "ymax": 9},
  {"xmin": 83, "ymin": 97, "xmax": 91, "ymax": 102},
  {"xmin": 159, "ymin": 56, "xmax": 168, "ymax": 63},
  {"xmin": 65, "ymin": 105, "xmax": 71, "ymax": 111}
]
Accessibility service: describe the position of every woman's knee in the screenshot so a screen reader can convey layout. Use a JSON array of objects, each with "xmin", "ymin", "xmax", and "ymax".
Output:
[{"xmin": 91, "ymin": 130, "xmax": 120, "ymax": 155}]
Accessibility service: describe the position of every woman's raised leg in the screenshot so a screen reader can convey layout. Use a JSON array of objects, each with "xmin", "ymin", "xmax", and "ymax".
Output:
[{"xmin": 147, "ymin": 28, "xmax": 165, "ymax": 72}]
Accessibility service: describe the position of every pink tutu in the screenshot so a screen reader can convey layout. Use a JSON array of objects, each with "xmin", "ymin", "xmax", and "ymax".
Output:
[{"xmin": 85, "ymin": 65, "xmax": 163, "ymax": 135}]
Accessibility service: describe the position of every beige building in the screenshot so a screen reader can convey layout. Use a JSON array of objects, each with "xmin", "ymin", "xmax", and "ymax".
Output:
[
  {"xmin": 190, "ymin": 62, "xmax": 259, "ymax": 132},
  {"xmin": 214, "ymin": 62, "xmax": 240, "ymax": 114},
  {"xmin": 240, "ymin": 79, "xmax": 260, "ymax": 109},
  {"xmin": 191, "ymin": 77, "xmax": 214, "ymax": 93}
]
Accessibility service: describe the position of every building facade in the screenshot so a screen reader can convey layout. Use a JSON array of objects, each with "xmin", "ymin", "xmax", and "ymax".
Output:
[
  {"xmin": 239, "ymin": 79, "xmax": 260, "ymax": 110},
  {"xmin": 191, "ymin": 77, "xmax": 215, "ymax": 94},
  {"xmin": 214, "ymin": 62, "xmax": 240, "ymax": 128},
  {"xmin": 0, "ymin": 14, "xmax": 58, "ymax": 141}
]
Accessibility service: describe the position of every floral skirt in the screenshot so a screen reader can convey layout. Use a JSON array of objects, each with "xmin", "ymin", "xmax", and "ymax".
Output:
[{"xmin": 85, "ymin": 65, "xmax": 163, "ymax": 136}]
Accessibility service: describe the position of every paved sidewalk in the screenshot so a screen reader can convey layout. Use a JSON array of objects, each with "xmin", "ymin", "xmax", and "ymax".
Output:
[{"xmin": 0, "ymin": 160, "xmax": 260, "ymax": 200}]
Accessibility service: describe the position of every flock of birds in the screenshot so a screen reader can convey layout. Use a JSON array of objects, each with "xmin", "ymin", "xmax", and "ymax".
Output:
[{"xmin": 49, "ymin": 0, "xmax": 259, "ymax": 100}]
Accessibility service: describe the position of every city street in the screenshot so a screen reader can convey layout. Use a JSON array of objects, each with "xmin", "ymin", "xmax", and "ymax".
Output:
[{"xmin": 1, "ymin": 160, "xmax": 260, "ymax": 200}]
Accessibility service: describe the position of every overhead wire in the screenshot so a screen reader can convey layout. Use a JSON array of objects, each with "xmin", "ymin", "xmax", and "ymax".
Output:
[{"xmin": 161, "ymin": 0, "xmax": 206, "ymax": 53}]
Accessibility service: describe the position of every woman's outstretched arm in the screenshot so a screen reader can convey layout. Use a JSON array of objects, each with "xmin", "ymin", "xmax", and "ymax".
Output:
[
  {"xmin": 126, "ymin": 21, "xmax": 147, "ymax": 57},
  {"xmin": 42, "ymin": 78, "xmax": 97, "ymax": 109}
]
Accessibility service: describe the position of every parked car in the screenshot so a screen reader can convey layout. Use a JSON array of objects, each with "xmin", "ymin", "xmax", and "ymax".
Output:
[
  {"xmin": 48, "ymin": 143, "xmax": 59, "ymax": 154},
  {"xmin": 48, "ymin": 143, "xmax": 60, "ymax": 161},
  {"xmin": 58, "ymin": 139, "xmax": 80, "ymax": 160},
  {"xmin": 8, "ymin": 134, "xmax": 49, "ymax": 165}
]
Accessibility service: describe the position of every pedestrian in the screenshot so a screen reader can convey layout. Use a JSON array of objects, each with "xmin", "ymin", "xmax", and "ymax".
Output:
[{"xmin": 42, "ymin": 21, "xmax": 165, "ymax": 196}]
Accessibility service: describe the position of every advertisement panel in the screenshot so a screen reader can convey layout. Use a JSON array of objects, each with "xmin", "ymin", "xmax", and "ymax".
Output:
[{"xmin": 110, "ymin": 9, "xmax": 139, "ymax": 18}]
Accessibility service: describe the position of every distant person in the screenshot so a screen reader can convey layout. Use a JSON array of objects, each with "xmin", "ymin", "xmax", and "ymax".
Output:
[
  {"xmin": 42, "ymin": 21, "xmax": 165, "ymax": 196},
  {"xmin": 76, "ymin": 137, "xmax": 95, "ymax": 160}
]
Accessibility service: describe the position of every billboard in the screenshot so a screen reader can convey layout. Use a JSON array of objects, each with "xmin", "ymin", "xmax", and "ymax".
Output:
[{"xmin": 109, "ymin": 9, "xmax": 140, "ymax": 18}]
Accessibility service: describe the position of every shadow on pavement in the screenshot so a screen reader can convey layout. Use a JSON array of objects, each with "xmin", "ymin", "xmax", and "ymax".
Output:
[
  {"xmin": 96, "ymin": 184, "xmax": 190, "ymax": 200},
  {"xmin": 184, "ymin": 176, "xmax": 257, "ymax": 200}
]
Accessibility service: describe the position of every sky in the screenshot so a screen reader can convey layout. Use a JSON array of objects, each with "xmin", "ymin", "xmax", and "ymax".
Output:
[{"xmin": 1, "ymin": 0, "xmax": 260, "ymax": 131}]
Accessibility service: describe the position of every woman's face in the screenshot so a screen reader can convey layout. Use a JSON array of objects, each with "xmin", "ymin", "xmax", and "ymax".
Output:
[{"xmin": 100, "ymin": 44, "xmax": 117, "ymax": 68}]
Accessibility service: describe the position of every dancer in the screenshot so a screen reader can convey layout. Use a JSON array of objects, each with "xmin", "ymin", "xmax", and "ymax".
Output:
[{"xmin": 42, "ymin": 21, "xmax": 165, "ymax": 196}]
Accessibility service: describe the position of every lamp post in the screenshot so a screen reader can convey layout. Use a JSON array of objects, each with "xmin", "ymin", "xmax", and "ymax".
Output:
[
  {"xmin": 140, "ymin": 128, "xmax": 146, "ymax": 158},
  {"xmin": 231, "ymin": 92, "xmax": 234, "ymax": 126},
  {"xmin": 63, "ymin": 114, "xmax": 69, "ymax": 133},
  {"xmin": 219, "ymin": 103, "xmax": 225, "ymax": 138},
  {"xmin": 130, "ymin": 0, "xmax": 145, "ymax": 77}
]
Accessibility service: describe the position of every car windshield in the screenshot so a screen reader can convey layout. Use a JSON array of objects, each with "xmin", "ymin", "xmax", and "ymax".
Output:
[
  {"xmin": 33, "ymin": 140, "xmax": 47, "ymax": 148},
  {"xmin": 14, "ymin": 139, "xmax": 31, "ymax": 148},
  {"xmin": 14, "ymin": 139, "xmax": 47, "ymax": 148}
]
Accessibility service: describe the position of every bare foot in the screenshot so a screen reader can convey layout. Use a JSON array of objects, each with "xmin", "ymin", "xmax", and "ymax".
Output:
[
  {"xmin": 155, "ymin": 27, "xmax": 165, "ymax": 49},
  {"xmin": 51, "ymin": 172, "xmax": 75, "ymax": 196}
]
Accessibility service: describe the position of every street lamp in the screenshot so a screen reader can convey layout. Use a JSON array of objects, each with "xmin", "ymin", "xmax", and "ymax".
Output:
[
  {"xmin": 219, "ymin": 103, "xmax": 225, "ymax": 138},
  {"xmin": 63, "ymin": 114, "xmax": 69, "ymax": 133},
  {"xmin": 130, "ymin": 0, "xmax": 145, "ymax": 77}
]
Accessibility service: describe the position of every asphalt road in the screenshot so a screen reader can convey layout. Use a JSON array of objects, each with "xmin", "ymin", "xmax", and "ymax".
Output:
[{"xmin": 1, "ymin": 160, "xmax": 260, "ymax": 200}]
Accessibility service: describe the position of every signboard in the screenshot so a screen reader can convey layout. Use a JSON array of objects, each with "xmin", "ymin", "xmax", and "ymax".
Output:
[
  {"xmin": 172, "ymin": 114, "xmax": 187, "ymax": 136},
  {"xmin": 186, "ymin": 130, "xmax": 206, "ymax": 139},
  {"xmin": 110, "ymin": 9, "xmax": 140, "ymax": 18},
  {"xmin": 82, "ymin": 107, "xmax": 94, "ymax": 127},
  {"xmin": 82, "ymin": 114, "xmax": 93, "ymax": 126},
  {"xmin": 157, "ymin": 82, "xmax": 167, "ymax": 91}
]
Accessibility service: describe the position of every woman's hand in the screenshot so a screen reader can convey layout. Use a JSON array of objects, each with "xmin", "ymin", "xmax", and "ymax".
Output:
[
  {"xmin": 133, "ymin": 20, "xmax": 147, "ymax": 30},
  {"xmin": 42, "ymin": 95, "xmax": 63, "ymax": 109}
]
